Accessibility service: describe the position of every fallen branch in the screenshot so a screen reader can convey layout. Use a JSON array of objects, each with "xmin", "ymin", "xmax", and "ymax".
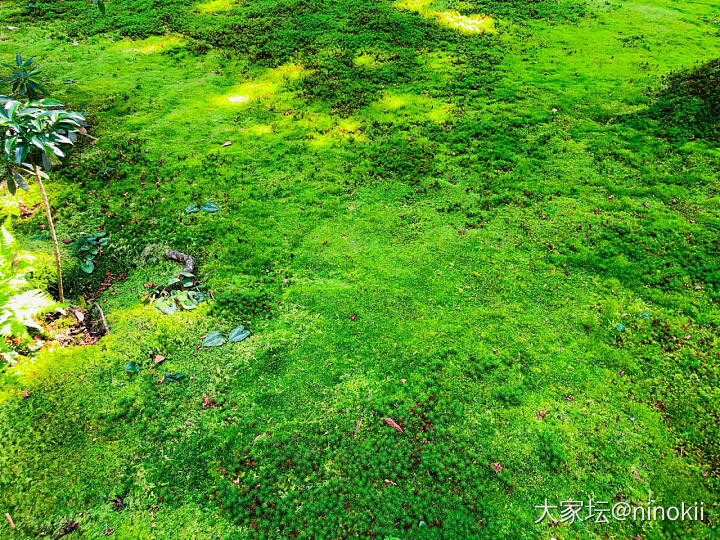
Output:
[
  {"xmin": 93, "ymin": 302, "xmax": 110, "ymax": 335},
  {"xmin": 164, "ymin": 250, "xmax": 195, "ymax": 274}
]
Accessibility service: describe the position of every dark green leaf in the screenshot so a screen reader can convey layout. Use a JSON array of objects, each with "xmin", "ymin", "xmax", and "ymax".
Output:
[
  {"xmin": 202, "ymin": 331, "xmax": 226, "ymax": 347},
  {"xmin": 12, "ymin": 171, "xmax": 29, "ymax": 191},
  {"xmin": 41, "ymin": 151, "xmax": 51, "ymax": 170},
  {"xmin": 174, "ymin": 290, "xmax": 199, "ymax": 310},
  {"xmin": 200, "ymin": 201, "xmax": 220, "ymax": 213},
  {"xmin": 164, "ymin": 372, "xmax": 185, "ymax": 382},
  {"xmin": 229, "ymin": 326, "xmax": 251, "ymax": 342},
  {"xmin": 79, "ymin": 258, "xmax": 95, "ymax": 273},
  {"xmin": 125, "ymin": 361, "xmax": 140, "ymax": 374}
]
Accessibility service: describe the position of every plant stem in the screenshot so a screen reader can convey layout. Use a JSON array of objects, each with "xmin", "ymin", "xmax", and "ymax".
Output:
[{"xmin": 32, "ymin": 161, "xmax": 64, "ymax": 303}]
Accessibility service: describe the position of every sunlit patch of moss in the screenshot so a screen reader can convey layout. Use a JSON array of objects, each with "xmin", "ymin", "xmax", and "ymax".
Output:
[
  {"xmin": 246, "ymin": 123, "xmax": 274, "ymax": 135},
  {"xmin": 353, "ymin": 53, "xmax": 381, "ymax": 68},
  {"xmin": 435, "ymin": 11, "xmax": 494, "ymax": 34},
  {"xmin": 227, "ymin": 94, "xmax": 250, "ymax": 104},
  {"xmin": 108, "ymin": 34, "xmax": 185, "ymax": 54},
  {"xmin": 0, "ymin": 193, "xmax": 22, "ymax": 212},
  {"xmin": 194, "ymin": 0, "xmax": 237, "ymax": 13},
  {"xmin": 217, "ymin": 63, "xmax": 308, "ymax": 107},
  {"xmin": 306, "ymin": 118, "xmax": 366, "ymax": 148},
  {"xmin": 395, "ymin": 0, "xmax": 495, "ymax": 34},
  {"xmin": 367, "ymin": 92, "xmax": 455, "ymax": 123}
]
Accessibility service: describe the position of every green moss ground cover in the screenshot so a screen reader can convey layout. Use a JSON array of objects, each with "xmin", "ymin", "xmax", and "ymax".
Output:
[{"xmin": 0, "ymin": 0, "xmax": 719, "ymax": 537}]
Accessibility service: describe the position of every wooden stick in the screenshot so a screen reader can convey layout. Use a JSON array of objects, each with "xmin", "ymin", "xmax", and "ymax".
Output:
[
  {"xmin": 4, "ymin": 512, "xmax": 15, "ymax": 529},
  {"xmin": 94, "ymin": 302, "xmax": 110, "ymax": 335}
]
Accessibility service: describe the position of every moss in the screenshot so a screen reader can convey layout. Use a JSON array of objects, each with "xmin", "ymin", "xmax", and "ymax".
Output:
[
  {"xmin": 647, "ymin": 58, "xmax": 720, "ymax": 141},
  {"xmin": 0, "ymin": 0, "xmax": 719, "ymax": 537}
]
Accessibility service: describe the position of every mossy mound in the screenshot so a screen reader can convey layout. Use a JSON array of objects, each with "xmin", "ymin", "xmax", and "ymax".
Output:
[{"xmin": 648, "ymin": 58, "xmax": 720, "ymax": 141}]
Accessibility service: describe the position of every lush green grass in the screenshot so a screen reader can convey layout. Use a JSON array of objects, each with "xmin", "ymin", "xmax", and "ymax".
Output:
[{"xmin": 0, "ymin": 0, "xmax": 719, "ymax": 537}]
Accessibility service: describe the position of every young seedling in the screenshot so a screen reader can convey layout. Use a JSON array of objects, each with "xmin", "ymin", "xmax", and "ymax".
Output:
[{"xmin": 0, "ymin": 97, "xmax": 88, "ymax": 302}]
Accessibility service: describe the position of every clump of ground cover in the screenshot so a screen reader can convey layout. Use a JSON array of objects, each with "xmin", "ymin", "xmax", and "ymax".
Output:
[
  {"xmin": 0, "ymin": 0, "xmax": 719, "ymax": 537},
  {"xmin": 646, "ymin": 58, "xmax": 720, "ymax": 141}
]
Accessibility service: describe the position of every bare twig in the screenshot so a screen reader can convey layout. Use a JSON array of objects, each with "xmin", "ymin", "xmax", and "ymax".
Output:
[
  {"xmin": 4, "ymin": 512, "xmax": 15, "ymax": 529},
  {"xmin": 353, "ymin": 416, "xmax": 363, "ymax": 438},
  {"xmin": 94, "ymin": 302, "xmax": 110, "ymax": 335},
  {"xmin": 252, "ymin": 432, "xmax": 268, "ymax": 445}
]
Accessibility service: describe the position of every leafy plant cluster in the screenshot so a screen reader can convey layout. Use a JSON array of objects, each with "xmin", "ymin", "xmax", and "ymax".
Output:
[
  {"xmin": 201, "ymin": 325, "xmax": 250, "ymax": 347},
  {"xmin": 74, "ymin": 232, "xmax": 108, "ymax": 273},
  {"xmin": 1, "ymin": 98, "xmax": 86, "ymax": 189},
  {"xmin": 142, "ymin": 271, "xmax": 205, "ymax": 315}
]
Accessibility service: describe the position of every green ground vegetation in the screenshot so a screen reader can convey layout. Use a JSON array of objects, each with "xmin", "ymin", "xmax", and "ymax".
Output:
[{"xmin": 0, "ymin": 0, "xmax": 719, "ymax": 537}]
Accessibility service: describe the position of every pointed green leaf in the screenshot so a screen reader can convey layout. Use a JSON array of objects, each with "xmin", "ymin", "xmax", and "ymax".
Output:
[
  {"xmin": 200, "ymin": 201, "xmax": 220, "ymax": 213},
  {"xmin": 164, "ymin": 372, "xmax": 185, "ymax": 382},
  {"xmin": 79, "ymin": 258, "xmax": 95, "ymax": 273},
  {"xmin": 229, "ymin": 326, "xmax": 251, "ymax": 342},
  {"xmin": 41, "ymin": 151, "xmax": 51, "ymax": 170},
  {"xmin": 156, "ymin": 297, "xmax": 177, "ymax": 315},
  {"xmin": 125, "ymin": 361, "xmax": 140, "ymax": 374},
  {"xmin": 11, "ymin": 171, "xmax": 29, "ymax": 191},
  {"xmin": 202, "ymin": 331, "xmax": 226, "ymax": 347}
]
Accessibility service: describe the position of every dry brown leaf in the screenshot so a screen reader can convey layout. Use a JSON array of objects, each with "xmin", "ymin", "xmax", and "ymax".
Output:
[
  {"xmin": 382, "ymin": 417, "xmax": 403, "ymax": 432},
  {"xmin": 202, "ymin": 395, "xmax": 218, "ymax": 408}
]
